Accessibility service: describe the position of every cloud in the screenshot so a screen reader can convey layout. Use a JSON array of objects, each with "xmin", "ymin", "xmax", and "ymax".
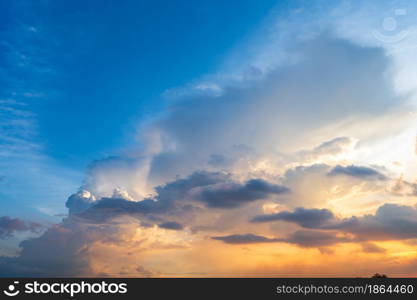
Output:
[
  {"xmin": 81, "ymin": 156, "xmax": 153, "ymax": 199},
  {"xmin": 312, "ymin": 137, "xmax": 353, "ymax": 155},
  {"xmin": 211, "ymin": 234, "xmax": 280, "ymax": 244},
  {"xmin": 211, "ymin": 230, "xmax": 352, "ymax": 247},
  {"xmin": 360, "ymin": 243, "xmax": 386, "ymax": 254},
  {"xmin": 71, "ymin": 171, "xmax": 230, "ymax": 221},
  {"xmin": 158, "ymin": 221, "xmax": 184, "ymax": 230},
  {"xmin": 252, "ymin": 203, "xmax": 417, "ymax": 242},
  {"xmin": 251, "ymin": 207, "xmax": 335, "ymax": 228},
  {"xmin": 0, "ymin": 217, "xmax": 187, "ymax": 277},
  {"xmin": 74, "ymin": 172, "xmax": 290, "ymax": 227},
  {"xmin": 279, "ymin": 163, "xmax": 387, "ymax": 208},
  {"xmin": 2, "ymin": 11, "xmax": 415, "ymax": 276},
  {"xmin": 327, "ymin": 165, "xmax": 386, "ymax": 180},
  {"xmin": 333, "ymin": 203, "xmax": 417, "ymax": 241},
  {"xmin": 207, "ymin": 154, "xmax": 232, "ymax": 168},
  {"xmin": 66, "ymin": 190, "xmax": 97, "ymax": 215},
  {"xmin": 283, "ymin": 230, "xmax": 351, "ymax": 248},
  {"xmin": 135, "ymin": 265, "xmax": 156, "ymax": 277},
  {"xmin": 196, "ymin": 179, "xmax": 290, "ymax": 209},
  {"xmin": 0, "ymin": 216, "xmax": 42, "ymax": 238},
  {"xmin": 297, "ymin": 137, "xmax": 355, "ymax": 161},
  {"xmin": 0, "ymin": 222, "xmax": 91, "ymax": 276},
  {"xmin": 143, "ymin": 34, "xmax": 404, "ymax": 185},
  {"xmin": 389, "ymin": 177, "xmax": 417, "ymax": 197},
  {"xmin": 149, "ymin": 170, "xmax": 230, "ymax": 212}
]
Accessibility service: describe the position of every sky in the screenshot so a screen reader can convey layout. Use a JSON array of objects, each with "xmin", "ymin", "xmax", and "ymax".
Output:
[{"xmin": 2, "ymin": 0, "xmax": 417, "ymax": 277}]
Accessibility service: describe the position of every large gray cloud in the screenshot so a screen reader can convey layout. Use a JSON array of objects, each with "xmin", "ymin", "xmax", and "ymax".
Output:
[
  {"xmin": 68, "ymin": 171, "xmax": 230, "ymax": 219},
  {"xmin": 0, "ymin": 217, "xmax": 144, "ymax": 277},
  {"xmin": 0, "ymin": 221, "xmax": 91, "ymax": 276},
  {"xmin": 72, "ymin": 172, "xmax": 290, "ymax": 225}
]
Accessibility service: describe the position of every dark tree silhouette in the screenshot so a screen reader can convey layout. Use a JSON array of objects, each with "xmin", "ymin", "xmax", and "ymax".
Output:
[{"xmin": 371, "ymin": 273, "xmax": 387, "ymax": 278}]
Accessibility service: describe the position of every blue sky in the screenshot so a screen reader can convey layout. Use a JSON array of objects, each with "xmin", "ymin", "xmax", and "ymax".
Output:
[{"xmin": 0, "ymin": 0, "xmax": 277, "ymax": 218}]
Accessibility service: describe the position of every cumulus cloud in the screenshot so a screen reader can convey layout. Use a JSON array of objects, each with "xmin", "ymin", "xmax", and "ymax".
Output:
[
  {"xmin": 70, "ymin": 171, "xmax": 229, "ymax": 221},
  {"xmin": 0, "ymin": 216, "xmax": 186, "ymax": 277},
  {"xmin": 82, "ymin": 156, "xmax": 153, "ymax": 199},
  {"xmin": 0, "ymin": 222, "xmax": 91, "ymax": 276},
  {"xmin": 66, "ymin": 190, "xmax": 97, "ymax": 215},
  {"xmin": 73, "ymin": 172, "xmax": 290, "ymax": 227}
]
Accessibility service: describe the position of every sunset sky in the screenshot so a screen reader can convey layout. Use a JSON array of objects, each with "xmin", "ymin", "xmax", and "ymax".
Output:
[{"xmin": 2, "ymin": 0, "xmax": 417, "ymax": 277}]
